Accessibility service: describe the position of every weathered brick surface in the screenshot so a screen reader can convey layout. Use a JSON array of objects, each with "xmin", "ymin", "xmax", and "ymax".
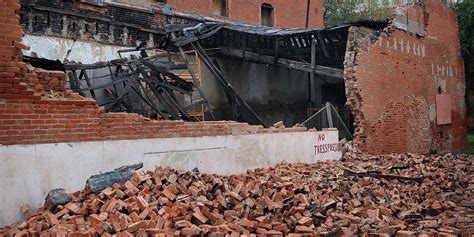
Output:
[
  {"xmin": 0, "ymin": 0, "xmax": 307, "ymax": 145},
  {"xmin": 344, "ymin": 0, "xmax": 467, "ymax": 154},
  {"xmin": 167, "ymin": 0, "xmax": 324, "ymax": 29}
]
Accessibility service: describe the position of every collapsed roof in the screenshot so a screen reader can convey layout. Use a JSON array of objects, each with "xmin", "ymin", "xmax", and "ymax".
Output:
[{"xmin": 22, "ymin": 19, "xmax": 389, "ymax": 127}]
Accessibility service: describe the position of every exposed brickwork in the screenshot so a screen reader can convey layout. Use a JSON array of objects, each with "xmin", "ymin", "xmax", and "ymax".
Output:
[
  {"xmin": 0, "ymin": 0, "xmax": 306, "ymax": 145},
  {"xmin": 32, "ymin": 68, "xmax": 66, "ymax": 92},
  {"xmin": 166, "ymin": 0, "xmax": 324, "ymax": 29},
  {"xmin": 344, "ymin": 0, "xmax": 467, "ymax": 154}
]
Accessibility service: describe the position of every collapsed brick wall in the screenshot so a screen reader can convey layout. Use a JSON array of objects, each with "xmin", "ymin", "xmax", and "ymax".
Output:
[
  {"xmin": 344, "ymin": 0, "xmax": 467, "ymax": 154},
  {"xmin": 167, "ymin": 0, "xmax": 324, "ymax": 29},
  {"xmin": 0, "ymin": 0, "xmax": 306, "ymax": 145}
]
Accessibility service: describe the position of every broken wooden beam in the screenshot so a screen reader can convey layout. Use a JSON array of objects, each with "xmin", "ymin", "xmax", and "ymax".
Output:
[
  {"xmin": 219, "ymin": 48, "xmax": 344, "ymax": 79},
  {"xmin": 343, "ymin": 169, "xmax": 425, "ymax": 183}
]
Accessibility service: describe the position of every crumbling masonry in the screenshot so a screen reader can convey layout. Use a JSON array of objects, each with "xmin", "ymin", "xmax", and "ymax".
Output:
[
  {"xmin": 344, "ymin": 0, "xmax": 467, "ymax": 154},
  {"xmin": 1, "ymin": 0, "xmax": 468, "ymax": 151},
  {"xmin": 0, "ymin": 0, "xmax": 471, "ymax": 231},
  {"xmin": 0, "ymin": 0, "xmax": 306, "ymax": 145}
]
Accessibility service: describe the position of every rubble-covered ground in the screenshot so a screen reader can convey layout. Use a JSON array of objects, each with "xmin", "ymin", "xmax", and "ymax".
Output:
[{"xmin": 1, "ymin": 152, "xmax": 473, "ymax": 237}]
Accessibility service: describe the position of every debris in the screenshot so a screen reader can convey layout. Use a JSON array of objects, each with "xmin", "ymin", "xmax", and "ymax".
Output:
[
  {"xmin": 20, "ymin": 204, "xmax": 32, "ymax": 219},
  {"xmin": 85, "ymin": 163, "xmax": 143, "ymax": 193},
  {"xmin": 44, "ymin": 189, "xmax": 71, "ymax": 207},
  {"xmin": 273, "ymin": 121, "xmax": 285, "ymax": 129},
  {"xmin": 63, "ymin": 56, "xmax": 201, "ymax": 122},
  {"xmin": 0, "ymin": 153, "xmax": 472, "ymax": 236},
  {"xmin": 343, "ymin": 168, "xmax": 425, "ymax": 183}
]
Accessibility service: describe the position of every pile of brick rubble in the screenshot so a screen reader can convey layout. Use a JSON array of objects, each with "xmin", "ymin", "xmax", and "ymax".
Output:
[{"xmin": 0, "ymin": 152, "xmax": 472, "ymax": 237}]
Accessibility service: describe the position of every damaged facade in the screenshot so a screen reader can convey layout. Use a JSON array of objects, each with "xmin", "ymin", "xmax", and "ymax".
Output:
[
  {"xmin": 0, "ymin": 0, "xmax": 470, "ymax": 230},
  {"xmin": 20, "ymin": 0, "xmax": 322, "ymax": 49},
  {"xmin": 18, "ymin": 0, "xmax": 349, "ymax": 127},
  {"xmin": 19, "ymin": 0, "xmax": 193, "ymax": 48},
  {"xmin": 345, "ymin": 1, "xmax": 467, "ymax": 154},
  {"xmin": 7, "ymin": 0, "xmax": 468, "ymax": 153},
  {"xmin": 1, "ymin": 0, "xmax": 343, "ymax": 225}
]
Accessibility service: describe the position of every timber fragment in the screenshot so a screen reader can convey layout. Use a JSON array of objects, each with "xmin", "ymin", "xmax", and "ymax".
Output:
[{"xmin": 86, "ymin": 163, "xmax": 143, "ymax": 193}]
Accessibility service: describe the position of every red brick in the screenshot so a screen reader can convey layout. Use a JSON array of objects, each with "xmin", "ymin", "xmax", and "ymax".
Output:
[
  {"xmin": 344, "ymin": 1, "xmax": 466, "ymax": 154},
  {"xmin": 12, "ymin": 41, "xmax": 29, "ymax": 50},
  {"xmin": 0, "ymin": 82, "xmax": 12, "ymax": 88},
  {"xmin": 167, "ymin": 0, "xmax": 323, "ymax": 29}
]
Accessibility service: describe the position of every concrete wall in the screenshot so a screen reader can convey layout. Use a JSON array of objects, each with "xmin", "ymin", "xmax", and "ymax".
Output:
[
  {"xmin": 22, "ymin": 34, "xmax": 130, "ymax": 64},
  {"xmin": 0, "ymin": 130, "xmax": 341, "ymax": 226},
  {"xmin": 22, "ymin": 35, "xmax": 133, "ymax": 64}
]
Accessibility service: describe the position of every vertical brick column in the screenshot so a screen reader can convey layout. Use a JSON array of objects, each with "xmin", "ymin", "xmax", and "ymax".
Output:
[
  {"xmin": 0, "ymin": 0, "xmax": 41, "ymax": 101},
  {"xmin": 0, "ymin": 0, "xmax": 23, "ymax": 62}
]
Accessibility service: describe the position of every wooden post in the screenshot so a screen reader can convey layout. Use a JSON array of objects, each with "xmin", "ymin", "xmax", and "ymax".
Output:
[
  {"xmin": 82, "ymin": 70, "xmax": 97, "ymax": 100},
  {"xmin": 310, "ymin": 36, "xmax": 322, "ymax": 108},
  {"xmin": 242, "ymin": 35, "xmax": 247, "ymax": 58},
  {"xmin": 171, "ymin": 32, "xmax": 215, "ymax": 119}
]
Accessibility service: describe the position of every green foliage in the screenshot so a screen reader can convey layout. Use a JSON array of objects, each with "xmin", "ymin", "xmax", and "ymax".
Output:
[
  {"xmin": 454, "ymin": 0, "xmax": 473, "ymax": 87},
  {"xmin": 324, "ymin": 0, "xmax": 393, "ymax": 27},
  {"xmin": 467, "ymin": 134, "xmax": 474, "ymax": 154},
  {"xmin": 453, "ymin": 0, "xmax": 473, "ymax": 116}
]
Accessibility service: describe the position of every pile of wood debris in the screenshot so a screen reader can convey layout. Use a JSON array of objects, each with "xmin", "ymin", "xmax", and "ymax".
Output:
[{"xmin": 1, "ymin": 152, "xmax": 472, "ymax": 237}]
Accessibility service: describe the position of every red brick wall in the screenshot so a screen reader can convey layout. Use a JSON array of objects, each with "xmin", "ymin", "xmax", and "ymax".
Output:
[
  {"xmin": 0, "ymin": 0, "xmax": 306, "ymax": 145},
  {"xmin": 167, "ymin": 0, "xmax": 324, "ymax": 29},
  {"xmin": 345, "ymin": 0, "xmax": 467, "ymax": 154}
]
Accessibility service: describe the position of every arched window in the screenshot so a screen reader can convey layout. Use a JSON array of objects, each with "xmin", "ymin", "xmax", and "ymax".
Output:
[
  {"xmin": 261, "ymin": 3, "xmax": 274, "ymax": 27},
  {"xmin": 212, "ymin": 0, "xmax": 228, "ymax": 16}
]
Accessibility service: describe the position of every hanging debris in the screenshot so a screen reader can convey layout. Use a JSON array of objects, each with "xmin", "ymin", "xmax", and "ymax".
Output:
[
  {"xmin": 62, "ymin": 49, "xmax": 206, "ymax": 121},
  {"xmin": 22, "ymin": 20, "xmax": 387, "ymax": 127}
]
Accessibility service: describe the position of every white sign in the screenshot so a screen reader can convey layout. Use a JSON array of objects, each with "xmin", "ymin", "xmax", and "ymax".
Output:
[{"xmin": 314, "ymin": 130, "xmax": 342, "ymax": 160}]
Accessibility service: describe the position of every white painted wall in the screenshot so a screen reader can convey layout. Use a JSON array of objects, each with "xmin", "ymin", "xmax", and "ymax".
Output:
[
  {"xmin": 0, "ymin": 131, "xmax": 341, "ymax": 226},
  {"xmin": 22, "ymin": 35, "xmax": 135, "ymax": 64}
]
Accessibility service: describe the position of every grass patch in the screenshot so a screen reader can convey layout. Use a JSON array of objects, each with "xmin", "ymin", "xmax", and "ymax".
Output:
[{"xmin": 467, "ymin": 134, "xmax": 474, "ymax": 154}]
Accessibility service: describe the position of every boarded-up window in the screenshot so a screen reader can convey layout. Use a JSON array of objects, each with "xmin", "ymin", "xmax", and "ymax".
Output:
[
  {"xmin": 261, "ymin": 3, "xmax": 274, "ymax": 27},
  {"xmin": 212, "ymin": 0, "xmax": 228, "ymax": 16},
  {"xmin": 436, "ymin": 94, "xmax": 452, "ymax": 125}
]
